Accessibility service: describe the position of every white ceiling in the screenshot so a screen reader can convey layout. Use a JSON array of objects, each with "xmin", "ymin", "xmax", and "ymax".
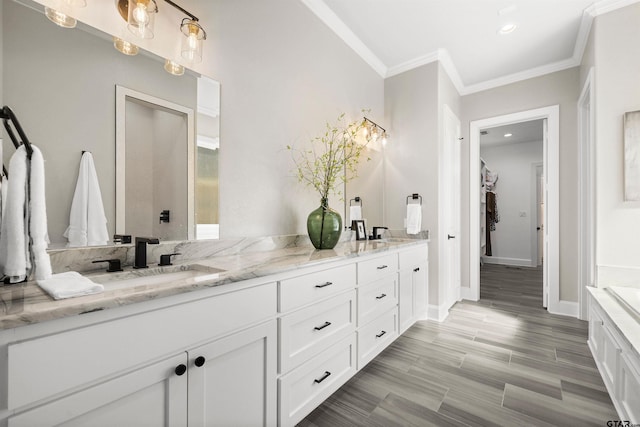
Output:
[
  {"xmin": 303, "ymin": 0, "xmax": 638, "ymax": 94},
  {"xmin": 480, "ymin": 119, "xmax": 544, "ymax": 147}
]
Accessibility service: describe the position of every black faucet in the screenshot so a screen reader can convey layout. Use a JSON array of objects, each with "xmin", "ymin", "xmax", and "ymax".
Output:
[
  {"xmin": 134, "ymin": 237, "xmax": 160, "ymax": 269},
  {"xmin": 370, "ymin": 227, "xmax": 389, "ymax": 240}
]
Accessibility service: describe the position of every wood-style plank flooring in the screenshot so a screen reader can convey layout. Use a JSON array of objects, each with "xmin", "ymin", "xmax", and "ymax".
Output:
[{"xmin": 299, "ymin": 263, "xmax": 617, "ymax": 426}]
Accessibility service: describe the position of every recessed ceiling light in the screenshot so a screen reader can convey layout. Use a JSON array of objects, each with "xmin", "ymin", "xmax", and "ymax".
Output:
[
  {"xmin": 504, "ymin": 133, "xmax": 513, "ymax": 137},
  {"xmin": 498, "ymin": 23, "xmax": 518, "ymax": 35}
]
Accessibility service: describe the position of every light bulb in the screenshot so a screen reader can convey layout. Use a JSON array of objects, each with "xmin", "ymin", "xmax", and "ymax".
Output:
[
  {"xmin": 45, "ymin": 7, "xmax": 76, "ymax": 28},
  {"xmin": 133, "ymin": 3, "xmax": 149, "ymax": 25}
]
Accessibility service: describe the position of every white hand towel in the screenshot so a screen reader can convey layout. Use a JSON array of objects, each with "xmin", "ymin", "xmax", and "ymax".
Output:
[
  {"xmin": 0, "ymin": 146, "xmax": 28, "ymax": 283},
  {"xmin": 406, "ymin": 204, "xmax": 422, "ymax": 235},
  {"xmin": 37, "ymin": 271, "xmax": 104, "ymax": 300},
  {"xmin": 64, "ymin": 152, "xmax": 109, "ymax": 247},
  {"xmin": 29, "ymin": 146, "xmax": 52, "ymax": 281},
  {"xmin": 349, "ymin": 205, "xmax": 362, "ymax": 223}
]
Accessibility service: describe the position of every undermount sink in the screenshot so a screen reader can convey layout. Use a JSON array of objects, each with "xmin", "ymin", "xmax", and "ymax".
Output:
[{"xmin": 88, "ymin": 264, "xmax": 225, "ymax": 289}]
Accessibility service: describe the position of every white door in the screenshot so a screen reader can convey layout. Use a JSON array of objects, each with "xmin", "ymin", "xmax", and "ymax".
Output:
[
  {"xmin": 187, "ymin": 320, "xmax": 277, "ymax": 427},
  {"xmin": 442, "ymin": 105, "xmax": 461, "ymax": 308},
  {"xmin": 537, "ymin": 167, "xmax": 544, "ymax": 266}
]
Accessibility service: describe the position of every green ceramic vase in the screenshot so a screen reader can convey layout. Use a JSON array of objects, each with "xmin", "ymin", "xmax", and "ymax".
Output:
[{"xmin": 307, "ymin": 198, "xmax": 342, "ymax": 249}]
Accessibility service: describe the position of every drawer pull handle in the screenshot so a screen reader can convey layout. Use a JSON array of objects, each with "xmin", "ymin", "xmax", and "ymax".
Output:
[
  {"xmin": 315, "ymin": 281, "xmax": 333, "ymax": 288},
  {"xmin": 175, "ymin": 364, "xmax": 187, "ymax": 376},
  {"xmin": 314, "ymin": 321, "xmax": 332, "ymax": 331},
  {"xmin": 314, "ymin": 371, "xmax": 332, "ymax": 384},
  {"xmin": 376, "ymin": 293, "xmax": 387, "ymax": 300},
  {"xmin": 194, "ymin": 356, "xmax": 206, "ymax": 367},
  {"xmin": 376, "ymin": 331, "xmax": 387, "ymax": 338},
  {"xmin": 413, "ymin": 267, "xmax": 420, "ymax": 272},
  {"xmin": 377, "ymin": 265, "xmax": 388, "ymax": 270}
]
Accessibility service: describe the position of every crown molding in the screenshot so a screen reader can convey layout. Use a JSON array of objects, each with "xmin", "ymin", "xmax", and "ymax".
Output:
[
  {"xmin": 304, "ymin": 0, "xmax": 640, "ymax": 95},
  {"xmin": 301, "ymin": 0, "xmax": 387, "ymax": 77}
]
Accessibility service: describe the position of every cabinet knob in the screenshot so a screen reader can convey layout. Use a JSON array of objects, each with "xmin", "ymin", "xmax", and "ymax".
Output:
[
  {"xmin": 377, "ymin": 265, "xmax": 388, "ymax": 270},
  {"xmin": 194, "ymin": 356, "xmax": 206, "ymax": 367},
  {"xmin": 413, "ymin": 267, "xmax": 420, "ymax": 272},
  {"xmin": 175, "ymin": 364, "xmax": 187, "ymax": 376},
  {"xmin": 376, "ymin": 330, "xmax": 387, "ymax": 338},
  {"xmin": 375, "ymin": 293, "xmax": 387, "ymax": 300}
]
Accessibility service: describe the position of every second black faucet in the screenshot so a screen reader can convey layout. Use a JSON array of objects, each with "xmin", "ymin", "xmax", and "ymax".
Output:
[{"xmin": 134, "ymin": 237, "xmax": 160, "ymax": 269}]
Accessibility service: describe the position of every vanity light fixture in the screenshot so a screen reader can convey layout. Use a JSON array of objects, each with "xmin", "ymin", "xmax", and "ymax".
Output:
[
  {"xmin": 44, "ymin": 0, "xmax": 87, "ymax": 29},
  {"xmin": 126, "ymin": 0, "xmax": 157, "ymax": 39},
  {"xmin": 164, "ymin": 59, "xmax": 185, "ymax": 76},
  {"xmin": 116, "ymin": 0, "xmax": 208, "ymax": 64},
  {"xmin": 362, "ymin": 117, "xmax": 388, "ymax": 145},
  {"xmin": 113, "ymin": 37, "xmax": 139, "ymax": 56}
]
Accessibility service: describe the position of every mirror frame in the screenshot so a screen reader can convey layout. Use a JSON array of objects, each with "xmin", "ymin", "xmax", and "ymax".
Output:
[{"xmin": 115, "ymin": 85, "xmax": 196, "ymax": 240}]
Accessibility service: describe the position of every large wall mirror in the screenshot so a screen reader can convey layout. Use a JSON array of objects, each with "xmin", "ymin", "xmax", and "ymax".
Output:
[{"xmin": 0, "ymin": 0, "xmax": 220, "ymax": 247}]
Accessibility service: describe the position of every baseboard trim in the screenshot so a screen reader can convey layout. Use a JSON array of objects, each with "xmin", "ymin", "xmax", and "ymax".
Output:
[
  {"xmin": 428, "ymin": 302, "xmax": 451, "ymax": 322},
  {"xmin": 548, "ymin": 300, "xmax": 579, "ymax": 318},
  {"xmin": 460, "ymin": 286, "xmax": 478, "ymax": 301},
  {"xmin": 482, "ymin": 256, "xmax": 533, "ymax": 267}
]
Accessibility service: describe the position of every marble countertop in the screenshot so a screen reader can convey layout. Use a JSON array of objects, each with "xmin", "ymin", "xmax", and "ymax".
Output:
[
  {"xmin": 588, "ymin": 287, "xmax": 640, "ymax": 359},
  {"xmin": 0, "ymin": 238, "xmax": 426, "ymax": 330}
]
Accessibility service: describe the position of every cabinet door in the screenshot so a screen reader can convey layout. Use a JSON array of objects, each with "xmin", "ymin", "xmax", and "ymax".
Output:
[
  {"xmin": 9, "ymin": 353, "xmax": 188, "ymax": 427},
  {"xmin": 188, "ymin": 320, "xmax": 277, "ymax": 427},
  {"xmin": 413, "ymin": 263, "xmax": 428, "ymax": 320},
  {"xmin": 398, "ymin": 269, "xmax": 414, "ymax": 334}
]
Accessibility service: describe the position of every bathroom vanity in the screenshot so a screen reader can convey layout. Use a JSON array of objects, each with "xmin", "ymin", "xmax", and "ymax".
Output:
[
  {"xmin": 0, "ymin": 237, "xmax": 428, "ymax": 426},
  {"xmin": 588, "ymin": 287, "xmax": 640, "ymax": 423}
]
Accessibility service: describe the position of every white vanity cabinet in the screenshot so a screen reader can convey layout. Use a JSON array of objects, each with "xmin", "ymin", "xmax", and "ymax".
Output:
[
  {"xmin": 398, "ymin": 245, "xmax": 429, "ymax": 334},
  {"xmin": 588, "ymin": 291, "xmax": 640, "ymax": 424},
  {"xmin": 4, "ymin": 281, "xmax": 278, "ymax": 427}
]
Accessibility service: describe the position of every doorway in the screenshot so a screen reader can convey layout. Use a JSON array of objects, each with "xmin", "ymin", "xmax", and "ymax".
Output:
[
  {"xmin": 468, "ymin": 105, "xmax": 563, "ymax": 315},
  {"xmin": 478, "ymin": 120, "xmax": 544, "ymax": 307}
]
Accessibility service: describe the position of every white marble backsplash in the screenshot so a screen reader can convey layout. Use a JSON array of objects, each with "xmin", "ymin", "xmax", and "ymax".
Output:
[{"xmin": 48, "ymin": 229, "xmax": 430, "ymax": 275}]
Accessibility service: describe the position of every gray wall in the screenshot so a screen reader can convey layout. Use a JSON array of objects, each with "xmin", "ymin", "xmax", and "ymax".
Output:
[
  {"xmin": 592, "ymin": 3, "xmax": 640, "ymax": 270},
  {"xmin": 2, "ymin": 0, "xmax": 197, "ymax": 244},
  {"xmin": 207, "ymin": 0, "xmax": 384, "ymax": 238},
  {"xmin": 461, "ymin": 68, "xmax": 581, "ymax": 302}
]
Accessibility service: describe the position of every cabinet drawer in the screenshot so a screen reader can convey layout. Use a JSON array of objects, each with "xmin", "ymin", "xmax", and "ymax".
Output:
[
  {"xmin": 399, "ymin": 245, "xmax": 428, "ymax": 269},
  {"xmin": 619, "ymin": 352, "xmax": 640, "ymax": 423},
  {"xmin": 358, "ymin": 276, "xmax": 397, "ymax": 326},
  {"xmin": 279, "ymin": 264, "xmax": 356, "ymax": 312},
  {"xmin": 279, "ymin": 334, "xmax": 356, "ymax": 427},
  {"xmin": 357, "ymin": 253, "xmax": 398, "ymax": 284},
  {"xmin": 8, "ymin": 282, "xmax": 277, "ymax": 410},
  {"xmin": 358, "ymin": 307, "xmax": 398, "ymax": 369},
  {"xmin": 279, "ymin": 290, "xmax": 356, "ymax": 373}
]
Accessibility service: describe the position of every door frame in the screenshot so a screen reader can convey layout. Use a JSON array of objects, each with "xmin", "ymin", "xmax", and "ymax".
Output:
[
  {"xmin": 467, "ymin": 105, "xmax": 568, "ymax": 316},
  {"xmin": 578, "ymin": 68, "xmax": 595, "ymax": 320}
]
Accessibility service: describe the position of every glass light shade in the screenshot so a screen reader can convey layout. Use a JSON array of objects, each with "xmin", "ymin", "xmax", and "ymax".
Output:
[
  {"xmin": 64, "ymin": 0, "xmax": 87, "ymax": 6},
  {"xmin": 164, "ymin": 59, "xmax": 185, "ymax": 76},
  {"xmin": 127, "ymin": 0, "xmax": 157, "ymax": 39},
  {"xmin": 113, "ymin": 37, "xmax": 139, "ymax": 56},
  {"xmin": 45, "ymin": 7, "xmax": 77, "ymax": 28},
  {"xmin": 180, "ymin": 19, "xmax": 205, "ymax": 63}
]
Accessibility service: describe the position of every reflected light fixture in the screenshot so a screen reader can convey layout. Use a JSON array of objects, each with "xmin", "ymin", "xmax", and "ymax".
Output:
[
  {"xmin": 362, "ymin": 117, "xmax": 388, "ymax": 145},
  {"xmin": 498, "ymin": 23, "xmax": 517, "ymax": 35},
  {"xmin": 44, "ymin": 0, "xmax": 87, "ymax": 29},
  {"xmin": 504, "ymin": 133, "xmax": 513, "ymax": 137},
  {"xmin": 164, "ymin": 59, "xmax": 185, "ymax": 76},
  {"xmin": 113, "ymin": 37, "xmax": 139, "ymax": 55}
]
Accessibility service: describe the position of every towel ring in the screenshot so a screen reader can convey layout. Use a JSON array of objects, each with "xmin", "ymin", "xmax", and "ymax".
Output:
[
  {"xmin": 349, "ymin": 196, "xmax": 362, "ymax": 207},
  {"xmin": 406, "ymin": 193, "xmax": 422, "ymax": 205}
]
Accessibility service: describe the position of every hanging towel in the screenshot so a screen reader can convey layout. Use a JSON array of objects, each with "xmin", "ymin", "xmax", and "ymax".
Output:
[
  {"xmin": 64, "ymin": 152, "xmax": 109, "ymax": 247},
  {"xmin": 0, "ymin": 146, "xmax": 28, "ymax": 282},
  {"xmin": 349, "ymin": 205, "xmax": 362, "ymax": 223},
  {"xmin": 29, "ymin": 146, "xmax": 52, "ymax": 281},
  {"xmin": 37, "ymin": 271, "xmax": 103, "ymax": 300},
  {"xmin": 406, "ymin": 204, "xmax": 422, "ymax": 235}
]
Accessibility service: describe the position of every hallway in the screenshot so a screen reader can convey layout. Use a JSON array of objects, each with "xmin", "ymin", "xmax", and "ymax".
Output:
[{"xmin": 300, "ymin": 265, "xmax": 617, "ymax": 426}]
